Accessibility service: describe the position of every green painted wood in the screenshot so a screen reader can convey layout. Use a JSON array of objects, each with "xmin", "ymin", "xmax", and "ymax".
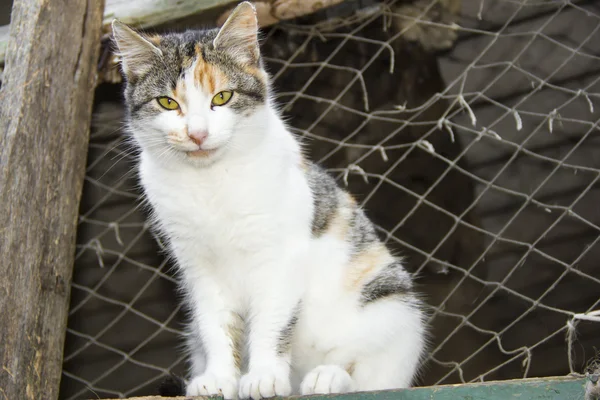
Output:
[
  {"xmin": 105, "ymin": 377, "xmax": 589, "ymax": 399},
  {"xmin": 312, "ymin": 377, "xmax": 587, "ymax": 400}
]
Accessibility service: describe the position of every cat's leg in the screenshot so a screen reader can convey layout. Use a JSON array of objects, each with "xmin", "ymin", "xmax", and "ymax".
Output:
[
  {"xmin": 300, "ymin": 298, "xmax": 425, "ymax": 394},
  {"xmin": 184, "ymin": 274, "xmax": 243, "ymax": 399},
  {"xmin": 238, "ymin": 265, "xmax": 301, "ymax": 400},
  {"xmin": 351, "ymin": 303, "xmax": 425, "ymax": 390},
  {"xmin": 348, "ymin": 263, "xmax": 426, "ymax": 391}
]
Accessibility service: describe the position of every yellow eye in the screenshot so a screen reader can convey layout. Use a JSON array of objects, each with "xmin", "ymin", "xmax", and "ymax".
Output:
[
  {"xmin": 157, "ymin": 97, "xmax": 179, "ymax": 110},
  {"xmin": 211, "ymin": 91, "xmax": 233, "ymax": 107}
]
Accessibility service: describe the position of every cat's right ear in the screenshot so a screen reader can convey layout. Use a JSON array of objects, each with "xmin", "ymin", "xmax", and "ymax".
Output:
[
  {"xmin": 213, "ymin": 2, "xmax": 260, "ymax": 65},
  {"xmin": 111, "ymin": 20, "xmax": 162, "ymax": 78}
]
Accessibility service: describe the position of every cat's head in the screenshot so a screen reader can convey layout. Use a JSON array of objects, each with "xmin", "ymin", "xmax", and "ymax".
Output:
[{"xmin": 112, "ymin": 2, "xmax": 268, "ymax": 165}]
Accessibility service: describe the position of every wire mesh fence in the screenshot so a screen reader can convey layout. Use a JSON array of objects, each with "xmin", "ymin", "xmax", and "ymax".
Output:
[{"xmin": 60, "ymin": 0, "xmax": 600, "ymax": 398}]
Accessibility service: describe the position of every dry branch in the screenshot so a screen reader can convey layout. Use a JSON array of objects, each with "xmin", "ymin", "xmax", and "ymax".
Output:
[{"xmin": 0, "ymin": 0, "xmax": 105, "ymax": 399}]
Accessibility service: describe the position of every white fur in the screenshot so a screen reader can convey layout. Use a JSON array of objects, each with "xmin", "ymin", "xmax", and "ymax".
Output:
[
  {"xmin": 131, "ymin": 38, "xmax": 425, "ymax": 400},
  {"xmin": 301, "ymin": 365, "xmax": 355, "ymax": 394}
]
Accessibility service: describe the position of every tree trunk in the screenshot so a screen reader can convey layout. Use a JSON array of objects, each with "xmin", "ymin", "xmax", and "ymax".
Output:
[{"xmin": 0, "ymin": 0, "xmax": 105, "ymax": 399}]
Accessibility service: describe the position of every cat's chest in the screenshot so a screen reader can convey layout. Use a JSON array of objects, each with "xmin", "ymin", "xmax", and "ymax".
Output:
[{"xmin": 141, "ymin": 156, "xmax": 283, "ymax": 252}]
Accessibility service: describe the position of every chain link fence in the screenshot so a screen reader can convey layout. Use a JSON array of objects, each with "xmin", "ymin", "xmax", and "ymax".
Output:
[{"xmin": 60, "ymin": 0, "xmax": 600, "ymax": 398}]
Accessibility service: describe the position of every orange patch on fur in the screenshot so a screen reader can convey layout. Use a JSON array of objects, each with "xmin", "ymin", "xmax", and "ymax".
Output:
[
  {"xmin": 298, "ymin": 156, "xmax": 309, "ymax": 171},
  {"xmin": 345, "ymin": 362, "xmax": 356, "ymax": 375},
  {"xmin": 194, "ymin": 44, "xmax": 228, "ymax": 95},
  {"xmin": 346, "ymin": 243, "xmax": 390, "ymax": 291},
  {"xmin": 147, "ymin": 34, "xmax": 161, "ymax": 46},
  {"xmin": 327, "ymin": 208, "xmax": 351, "ymax": 239},
  {"xmin": 326, "ymin": 193, "xmax": 356, "ymax": 239},
  {"xmin": 172, "ymin": 79, "xmax": 186, "ymax": 116},
  {"xmin": 242, "ymin": 63, "xmax": 267, "ymax": 84},
  {"xmin": 227, "ymin": 318, "xmax": 244, "ymax": 373}
]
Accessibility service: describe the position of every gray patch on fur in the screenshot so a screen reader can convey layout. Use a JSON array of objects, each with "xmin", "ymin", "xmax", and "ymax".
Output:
[
  {"xmin": 307, "ymin": 163, "xmax": 339, "ymax": 236},
  {"xmin": 348, "ymin": 208, "xmax": 379, "ymax": 254},
  {"xmin": 277, "ymin": 302, "xmax": 301, "ymax": 355},
  {"xmin": 125, "ymin": 30, "xmax": 207, "ymax": 115},
  {"xmin": 306, "ymin": 163, "xmax": 380, "ymax": 250},
  {"xmin": 360, "ymin": 260, "xmax": 413, "ymax": 304}
]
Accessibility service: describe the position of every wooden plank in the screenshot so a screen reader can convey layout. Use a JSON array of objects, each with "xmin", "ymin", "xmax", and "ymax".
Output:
[
  {"xmin": 0, "ymin": 0, "xmax": 105, "ymax": 399},
  {"xmin": 337, "ymin": 377, "xmax": 587, "ymax": 399},
  {"xmin": 100, "ymin": 377, "xmax": 587, "ymax": 399},
  {"xmin": 0, "ymin": 0, "xmax": 350, "ymax": 67},
  {"xmin": 0, "ymin": 0, "xmax": 237, "ymax": 66},
  {"xmin": 101, "ymin": 0, "xmax": 237, "ymax": 30}
]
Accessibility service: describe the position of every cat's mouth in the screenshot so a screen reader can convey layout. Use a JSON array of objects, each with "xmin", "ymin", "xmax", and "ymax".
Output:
[{"xmin": 186, "ymin": 148, "xmax": 217, "ymax": 158}]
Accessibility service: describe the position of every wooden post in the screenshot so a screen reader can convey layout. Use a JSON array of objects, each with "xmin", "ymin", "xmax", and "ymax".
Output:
[{"xmin": 0, "ymin": 0, "xmax": 105, "ymax": 399}]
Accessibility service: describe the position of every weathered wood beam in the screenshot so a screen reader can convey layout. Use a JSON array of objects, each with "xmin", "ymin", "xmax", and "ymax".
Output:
[
  {"xmin": 0, "ymin": 0, "xmax": 349, "ymax": 68},
  {"xmin": 101, "ymin": 0, "xmax": 237, "ymax": 31},
  {"xmin": 0, "ymin": 0, "xmax": 238, "ymax": 66},
  {"xmin": 0, "ymin": 0, "xmax": 105, "ymax": 399}
]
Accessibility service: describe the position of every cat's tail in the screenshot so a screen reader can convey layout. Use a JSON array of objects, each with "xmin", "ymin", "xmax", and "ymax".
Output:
[{"xmin": 158, "ymin": 374, "xmax": 186, "ymax": 397}]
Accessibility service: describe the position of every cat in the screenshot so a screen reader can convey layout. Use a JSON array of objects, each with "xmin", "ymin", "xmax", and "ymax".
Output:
[{"xmin": 111, "ymin": 2, "xmax": 426, "ymax": 398}]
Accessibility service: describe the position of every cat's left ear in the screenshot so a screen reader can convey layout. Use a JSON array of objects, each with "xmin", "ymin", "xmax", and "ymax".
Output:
[{"xmin": 213, "ymin": 2, "xmax": 260, "ymax": 65}]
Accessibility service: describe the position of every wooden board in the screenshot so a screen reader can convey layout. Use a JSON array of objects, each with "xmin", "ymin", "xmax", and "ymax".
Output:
[
  {"xmin": 0, "ymin": 0, "xmax": 347, "ymax": 67},
  {"xmin": 0, "ymin": 0, "xmax": 236, "ymax": 66},
  {"xmin": 100, "ymin": 377, "xmax": 588, "ymax": 400},
  {"xmin": 0, "ymin": 0, "xmax": 105, "ymax": 399}
]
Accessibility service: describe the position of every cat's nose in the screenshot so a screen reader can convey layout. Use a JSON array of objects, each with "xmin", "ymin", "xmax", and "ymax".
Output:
[{"xmin": 188, "ymin": 130, "xmax": 208, "ymax": 146}]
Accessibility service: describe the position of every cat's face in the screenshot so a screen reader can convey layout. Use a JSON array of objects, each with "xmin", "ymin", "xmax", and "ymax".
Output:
[{"xmin": 113, "ymin": 2, "xmax": 267, "ymax": 165}]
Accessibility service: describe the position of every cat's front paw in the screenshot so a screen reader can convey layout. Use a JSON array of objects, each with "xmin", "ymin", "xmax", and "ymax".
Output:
[
  {"xmin": 300, "ymin": 365, "xmax": 355, "ymax": 395},
  {"xmin": 186, "ymin": 372, "xmax": 238, "ymax": 399},
  {"xmin": 238, "ymin": 366, "xmax": 291, "ymax": 399}
]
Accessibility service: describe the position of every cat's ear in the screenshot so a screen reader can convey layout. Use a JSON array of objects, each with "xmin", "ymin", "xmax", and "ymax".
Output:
[
  {"xmin": 213, "ymin": 2, "xmax": 260, "ymax": 65},
  {"xmin": 112, "ymin": 20, "xmax": 162, "ymax": 78}
]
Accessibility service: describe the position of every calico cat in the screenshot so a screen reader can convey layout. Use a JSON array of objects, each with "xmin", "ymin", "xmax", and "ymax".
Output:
[{"xmin": 112, "ymin": 2, "xmax": 426, "ymax": 398}]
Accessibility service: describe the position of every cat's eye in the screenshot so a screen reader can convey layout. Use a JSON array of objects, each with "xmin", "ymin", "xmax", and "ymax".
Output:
[
  {"xmin": 211, "ymin": 91, "xmax": 233, "ymax": 107},
  {"xmin": 157, "ymin": 97, "xmax": 180, "ymax": 110}
]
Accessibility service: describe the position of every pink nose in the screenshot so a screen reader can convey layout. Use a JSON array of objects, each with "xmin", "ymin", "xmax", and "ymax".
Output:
[{"xmin": 188, "ymin": 130, "xmax": 208, "ymax": 146}]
